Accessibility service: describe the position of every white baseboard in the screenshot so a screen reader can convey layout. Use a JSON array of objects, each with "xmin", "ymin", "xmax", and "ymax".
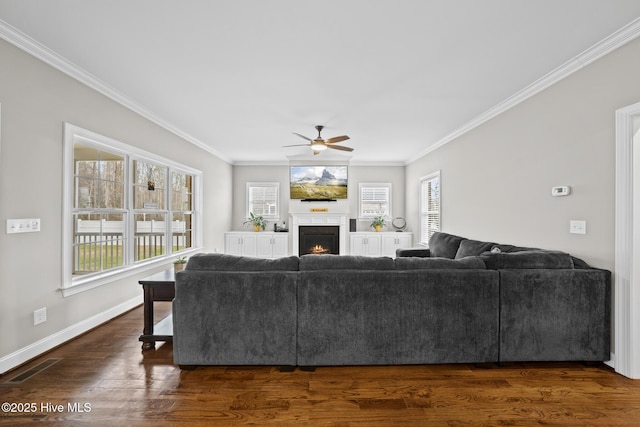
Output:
[
  {"xmin": 0, "ymin": 295, "xmax": 143, "ymax": 375},
  {"xmin": 605, "ymin": 352, "xmax": 615, "ymax": 371}
]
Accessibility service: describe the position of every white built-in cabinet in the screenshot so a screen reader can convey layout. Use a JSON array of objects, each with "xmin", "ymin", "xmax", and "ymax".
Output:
[
  {"xmin": 350, "ymin": 232, "xmax": 413, "ymax": 257},
  {"xmin": 224, "ymin": 232, "xmax": 288, "ymax": 258},
  {"xmin": 380, "ymin": 233, "xmax": 413, "ymax": 257},
  {"xmin": 350, "ymin": 233, "xmax": 382, "ymax": 256}
]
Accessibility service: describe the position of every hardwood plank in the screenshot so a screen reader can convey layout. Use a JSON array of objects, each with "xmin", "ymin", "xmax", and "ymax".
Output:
[{"xmin": 1, "ymin": 301, "xmax": 640, "ymax": 426}]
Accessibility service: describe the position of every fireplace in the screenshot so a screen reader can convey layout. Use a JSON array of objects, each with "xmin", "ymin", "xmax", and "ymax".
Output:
[
  {"xmin": 290, "ymin": 213, "xmax": 348, "ymax": 256},
  {"xmin": 299, "ymin": 226, "xmax": 340, "ymax": 256}
]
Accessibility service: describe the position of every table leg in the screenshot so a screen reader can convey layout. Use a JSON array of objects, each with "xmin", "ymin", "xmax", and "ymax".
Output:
[{"xmin": 142, "ymin": 286, "xmax": 155, "ymax": 351}]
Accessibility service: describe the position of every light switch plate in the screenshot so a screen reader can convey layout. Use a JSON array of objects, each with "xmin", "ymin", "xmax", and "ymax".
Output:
[
  {"xmin": 6, "ymin": 218, "xmax": 41, "ymax": 234},
  {"xmin": 569, "ymin": 220, "xmax": 586, "ymax": 235}
]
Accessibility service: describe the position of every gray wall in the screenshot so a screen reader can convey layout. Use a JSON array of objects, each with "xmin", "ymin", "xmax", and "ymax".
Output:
[
  {"xmin": 406, "ymin": 37, "xmax": 640, "ymax": 272},
  {"xmin": 0, "ymin": 38, "xmax": 232, "ymax": 369}
]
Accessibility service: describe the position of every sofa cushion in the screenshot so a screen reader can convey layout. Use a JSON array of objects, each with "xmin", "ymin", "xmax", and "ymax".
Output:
[
  {"xmin": 185, "ymin": 253, "xmax": 299, "ymax": 271},
  {"xmin": 571, "ymin": 256, "xmax": 592, "ymax": 269},
  {"xmin": 490, "ymin": 244, "xmax": 540, "ymax": 253},
  {"xmin": 428, "ymin": 232, "xmax": 466, "ymax": 259},
  {"xmin": 455, "ymin": 239, "xmax": 496, "ymax": 259},
  {"xmin": 480, "ymin": 250, "xmax": 574, "ymax": 270},
  {"xmin": 299, "ymin": 254, "xmax": 395, "ymax": 271},
  {"xmin": 396, "ymin": 256, "xmax": 486, "ymax": 270},
  {"xmin": 395, "ymin": 248, "xmax": 431, "ymax": 258}
]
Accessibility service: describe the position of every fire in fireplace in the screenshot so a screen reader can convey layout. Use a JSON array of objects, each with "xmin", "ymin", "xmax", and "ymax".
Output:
[
  {"xmin": 299, "ymin": 226, "xmax": 339, "ymax": 256},
  {"xmin": 310, "ymin": 244, "xmax": 330, "ymax": 254}
]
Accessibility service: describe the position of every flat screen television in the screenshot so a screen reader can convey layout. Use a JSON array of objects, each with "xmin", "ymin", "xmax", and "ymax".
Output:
[{"xmin": 290, "ymin": 166, "xmax": 348, "ymax": 200}]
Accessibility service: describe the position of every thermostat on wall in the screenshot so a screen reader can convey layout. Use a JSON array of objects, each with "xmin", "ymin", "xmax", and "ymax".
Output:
[{"xmin": 551, "ymin": 186, "xmax": 571, "ymax": 197}]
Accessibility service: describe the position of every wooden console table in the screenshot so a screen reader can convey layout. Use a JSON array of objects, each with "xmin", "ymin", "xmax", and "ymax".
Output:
[{"xmin": 139, "ymin": 269, "xmax": 175, "ymax": 350}]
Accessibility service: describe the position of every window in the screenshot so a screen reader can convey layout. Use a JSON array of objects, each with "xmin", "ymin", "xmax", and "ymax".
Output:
[
  {"xmin": 72, "ymin": 145, "xmax": 126, "ymax": 274},
  {"xmin": 63, "ymin": 124, "xmax": 201, "ymax": 294},
  {"xmin": 359, "ymin": 183, "xmax": 392, "ymax": 218},
  {"xmin": 420, "ymin": 171, "xmax": 440, "ymax": 245},
  {"xmin": 247, "ymin": 182, "xmax": 279, "ymax": 218},
  {"xmin": 133, "ymin": 160, "xmax": 168, "ymax": 261}
]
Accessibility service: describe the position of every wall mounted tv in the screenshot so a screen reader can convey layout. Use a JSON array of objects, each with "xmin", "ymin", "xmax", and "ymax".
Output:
[{"xmin": 290, "ymin": 166, "xmax": 348, "ymax": 200}]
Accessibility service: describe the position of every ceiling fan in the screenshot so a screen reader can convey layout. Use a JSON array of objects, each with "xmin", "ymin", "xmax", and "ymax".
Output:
[{"xmin": 283, "ymin": 125, "xmax": 353, "ymax": 155}]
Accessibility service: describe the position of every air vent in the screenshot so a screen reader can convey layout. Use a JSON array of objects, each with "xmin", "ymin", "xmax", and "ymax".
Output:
[{"xmin": 4, "ymin": 358, "xmax": 62, "ymax": 384}]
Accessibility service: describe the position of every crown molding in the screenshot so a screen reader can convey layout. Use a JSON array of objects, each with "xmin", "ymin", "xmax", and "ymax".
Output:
[
  {"xmin": 405, "ymin": 16, "xmax": 640, "ymax": 165},
  {"xmin": 0, "ymin": 19, "xmax": 233, "ymax": 165}
]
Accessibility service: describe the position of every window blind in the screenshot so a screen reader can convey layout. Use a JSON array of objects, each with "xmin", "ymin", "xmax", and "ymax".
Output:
[{"xmin": 420, "ymin": 172, "xmax": 440, "ymax": 245}]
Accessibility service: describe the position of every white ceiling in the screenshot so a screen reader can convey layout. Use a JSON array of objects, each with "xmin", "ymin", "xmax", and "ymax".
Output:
[{"xmin": 1, "ymin": 1, "xmax": 640, "ymax": 165}]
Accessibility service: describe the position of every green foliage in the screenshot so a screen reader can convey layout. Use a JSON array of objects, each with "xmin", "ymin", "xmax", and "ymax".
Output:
[
  {"xmin": 244, "ymin": 212, "xmax": 267, "ymax": 230},
  {"xmin": 370, "ymin": 216, "xmax": 386, "ymax": 229}
]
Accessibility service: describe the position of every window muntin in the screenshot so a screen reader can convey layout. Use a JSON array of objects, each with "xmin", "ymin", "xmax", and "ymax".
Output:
[
  {"xmin": 247, "ymin": 182, "xmax": 279, "ymax": 218},
  {"xmin": 420, "ymin": 172, "xmax": 440, "ymax": 245},
  {"xmin": 359, "ymin": 183, "xmax": 392, "ymax": 218}
]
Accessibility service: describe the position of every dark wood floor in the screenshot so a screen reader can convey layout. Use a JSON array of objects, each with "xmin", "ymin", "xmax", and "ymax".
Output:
[{"xmin": 1, "ymin": 303, "xmax": 640, "ymax": 426}]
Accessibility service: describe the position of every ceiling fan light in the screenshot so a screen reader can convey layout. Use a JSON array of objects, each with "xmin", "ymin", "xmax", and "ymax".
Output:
[{"xmin": 310, "ymin": 142, "xmax": 327, "ymax": 151}]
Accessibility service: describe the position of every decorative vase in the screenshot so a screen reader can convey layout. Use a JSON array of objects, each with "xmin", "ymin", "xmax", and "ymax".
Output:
[
  {"xmin": 253, "ymin": 225, "xmax": 260, "ymax": 232},
  {"xmin": 375, "ymin": 225, "xmax": 382, "ymax": 232},
  {"xmin": 174, "ymin": 263, "xmax": 185, "ymax": 273}
]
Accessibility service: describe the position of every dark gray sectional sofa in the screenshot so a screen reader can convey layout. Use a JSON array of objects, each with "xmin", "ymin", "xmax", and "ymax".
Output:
[{"xmin": 172, "ymin": 232, "xmax": 611, "ymax": 368}]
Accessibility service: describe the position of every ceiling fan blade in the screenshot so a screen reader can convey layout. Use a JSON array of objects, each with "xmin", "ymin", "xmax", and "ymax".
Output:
[
  {"xmin": 326, "ymin": 135, "xmax": 350, "ymax": 144},
  {"xmin": 327, "ymin": 145, "xmax": 354, "ymax": 152},
  {"xmin": 282, "ymin": 143, "xmax": 311, "ymax": 148},
  {"xmin": 292, "ymin": 132, "xmax": 312, "ymax": 142}
]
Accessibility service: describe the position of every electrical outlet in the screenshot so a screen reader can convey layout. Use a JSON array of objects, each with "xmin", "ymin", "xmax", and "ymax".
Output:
[{"xmin": 34, "ymin": 307, "xmax": 47, "ymax": 325}]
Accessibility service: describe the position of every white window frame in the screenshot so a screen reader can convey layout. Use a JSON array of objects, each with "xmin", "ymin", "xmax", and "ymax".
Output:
[
  {"xmin": 246, "ymin": 182, "xmax": 280, "ymax": 219},
  {"xmin": 62, "ymin": 123, "xmax": 202, "ymax": 296},
  {"xmin": 419, "ymin": 171, "xmax": 441, "ymax": 246},
  {"xmin": 358, "ymin": 182, "xmax": 392, "ymax": 219}
]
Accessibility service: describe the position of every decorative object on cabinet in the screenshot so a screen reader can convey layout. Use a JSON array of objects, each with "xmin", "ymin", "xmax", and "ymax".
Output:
[
  {"xmin": 244, "ymin": 212, "xmax": 266, "ymax": 231},
  {"xmin": 370, "ymin": 216, "xmax": 386, "ymax": 232},
  {"xmin": 173, "ymin": 256, "xmax": 187, "ymax": 272},
  {"xmin": 392, "ymin": 217, "xmax": 406, "ymax": 232}
]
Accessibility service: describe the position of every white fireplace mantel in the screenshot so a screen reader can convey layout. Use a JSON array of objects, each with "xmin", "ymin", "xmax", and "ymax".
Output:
[{"xmin": 290, "ymin": 212, "xmax": 349, "ymax": 256}]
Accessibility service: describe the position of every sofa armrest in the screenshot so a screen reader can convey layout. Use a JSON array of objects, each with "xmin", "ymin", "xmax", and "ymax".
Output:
[
  {"xmin": 499, "ymin": 269, "xmax": 611, "ymax": 362},
  {"xmin": 173, "ymin": 271, "xmax": 298, "ymax": 366}
]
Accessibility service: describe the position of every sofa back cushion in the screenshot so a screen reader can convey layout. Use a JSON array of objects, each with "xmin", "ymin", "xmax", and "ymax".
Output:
[
  {"xmin": 454, "ymin": 239, "xmax": 496, "ymax": 259},
  {"xmin": 480, "ymin": 250, "xmax": 574, "ymax": 270},
  {"xmin": 395, "ymin": 248, "xmax": 431, "ymax": 258},
  {"xmin": 299, "ymin": 254, "xmax": 395, "ymax": 271},
  {"xmin": 428, "ymin": 232, "xmax": 466, "ymax": 259},
  {"xmin": 396, "ymin": 256, "xmax": 486, "ymax": 270},
  {"xmin": 185, "ymin": 253, "xmax": 299, "ymax": 271}
]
